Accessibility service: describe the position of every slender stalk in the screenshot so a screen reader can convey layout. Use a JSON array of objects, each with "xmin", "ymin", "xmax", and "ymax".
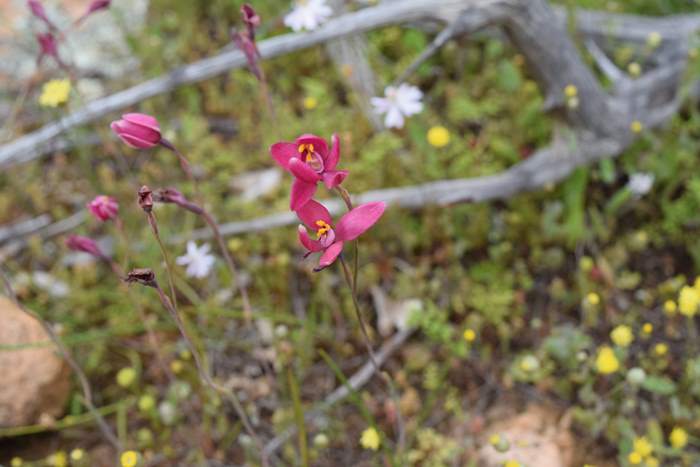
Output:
[
  {"xmin": 335, "ymin": 186, "xmax": 359, "ymax": 294},
  {"xmin": 338, "ymin": 257, "xmax": 406, "ymax": 454},
  {"xmin": 0, "ymin": 265, "xmax": 122, "ymax": 453},
  {"xmin": 137, "ymin": 275, "xmax": 268, "ymax": 466},
  {"xmin": 286, "ymin": 366, "xmax": 309, "ymax": 467},
  {"xmin": 145, "ymin": 211, "xmax": 179, "ymax": 309}
]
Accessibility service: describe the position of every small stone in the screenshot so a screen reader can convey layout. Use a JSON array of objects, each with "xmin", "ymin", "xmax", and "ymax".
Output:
[{"xmin": 0, "ymin": 296, "xmax": 70, "ymax": 426}]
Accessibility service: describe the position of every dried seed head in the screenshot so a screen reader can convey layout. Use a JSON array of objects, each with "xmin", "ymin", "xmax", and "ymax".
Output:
[
  {"xmin": 125, "ymin": 268, "xmax": 156, "ymax": 287},
  {"xmin": 138, "ymin": 185, "xmax": 153, "ymax": 212}
]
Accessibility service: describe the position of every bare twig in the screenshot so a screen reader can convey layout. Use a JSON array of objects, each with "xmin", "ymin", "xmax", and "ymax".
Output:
[{"xmin": 263, "ymin": 327, "xmax": 414, "ymax": 456}]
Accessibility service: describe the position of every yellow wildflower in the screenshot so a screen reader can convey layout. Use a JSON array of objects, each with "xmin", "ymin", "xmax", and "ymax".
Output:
[
  {"xmin": 463, "ymin": 328, "xmax": 476, "ymax": 342},
  {"xmin": 39, "ymin": 79, "xmax": 71, "ymax": 107},
  {"xmin": 669, "ymin": 427, "xmax": 688, "ymax": 449},
  {"xmin": 70, "ymin": 449, "xmax": 84, "ymax": 461},
  {"xmin": 360, "ymin": 427, "xmax": 380, "ymax": 451},
  {"xmin": 587, "ymin": 292, "xmax": 600, "ymax": 306},
  {"xmin": 120, "ymin": 451, "xmax": 139, "ymax": 467},
  {"xmin": 646, "ymin": 457, "xmax": 659, "ymax": 467},
  {"xmin": 664, "ymin": 300, "xmax": 677, "ymax": 315},
  {"xmin": 47, "ymin": 452, "xmax": 67, "ymax": 467},
  {"xmin": 10, "ymin": 458, "xmax": 23, "ymax": 467},
  {"xmin": 596, "ymin": 346, "xmax": 619, "ymax": 374},
  {"xmin": 427, "ymin": 126, "xmax": 450, "ymax": 148},
  {"xmin": 679, "ymin": 285, "xmax": 700, "ymax": 316},
  {"xmin": 303, "ymin": 96, "xmax": 318, "ymax": 110},
  {"xmin": 647, "ymin": 32, "xmax": 662, "ymax": 48},
  {"xmin": 654, "ymin": 343, "xmax": 668, "ymax": 356},
  {"xmin": 630, "ymin": 120, "xmax": 643, "ymax": 133},
  {"xmin": 633, "ymin": 437, "xmax": 653, "ymax": 458},
  {"xmin": 628, "ymin": 62, "xmax": 641, "ymax": 77},
  {"xmin": 564, "ymin": 84, "xmax": 578, "ymax": 98},
  {"xmin": 610, "ymin": 325, "xmax": 633, "ymax": 347},
  {"xmin": 170, "ymin": 360, "xmax": 184, "ymax": 374},
  {"xmin": 642, "ymin": 323, "xmax": 653, "ymax": 335},
  {"xmin": 503, "ymin": 461, "xmax": 521, "ymax": 467},
  {"xmin": 628, "ymin": 451, "xmax": 642, "ymax": 464},
  {"xmin": 116, "ymin": 367, "xmax": 137, "ymax": 387}
]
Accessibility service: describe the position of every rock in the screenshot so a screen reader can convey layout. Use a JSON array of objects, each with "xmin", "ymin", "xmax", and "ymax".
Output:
[{"xmin": 0, "ymin": 295, "xmax": 70, "ymax": 427}]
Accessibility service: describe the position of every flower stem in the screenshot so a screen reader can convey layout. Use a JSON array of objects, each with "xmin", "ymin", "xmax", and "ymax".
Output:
[
  {"xmin": 147, "ymin": 278, "xmax": 268, "ymax": 466},
  {"xmin": 145, "ymin": 211, "xmax": 179, "ymax": 309},
  {"xmin": 0, "ymin": 265, "xmax": 122, "ymax": 453},
  {"xmin": 334, "ymin": 186, "xmax": 359, "ymax": 294},
  {"xmin": 338, "ymin": 256, "xmax": 405, "ymax": 454}
]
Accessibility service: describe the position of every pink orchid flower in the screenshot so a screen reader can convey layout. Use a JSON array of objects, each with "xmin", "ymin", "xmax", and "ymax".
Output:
[
  {"xmin": 65, "ymin": 234, "xmax": 105, "ymax": 259},
  {"xmin": 110, "ymin": 113, "xmax": 162, "ymax": 149},
  {"xmin": 270, "ymin": 133, "xmax": 348, "ymax": 210},
  {"xmin": 296, "ymin": 199, "xmax": 386, "ymax": 270},
  {"xmin": 87, "ymin": 195, "xmax": 119, "ymax": 222}
]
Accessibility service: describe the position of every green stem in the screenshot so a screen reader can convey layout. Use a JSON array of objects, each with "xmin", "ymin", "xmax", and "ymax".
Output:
[
  {"xmin": 287, "ymin": 366, "xmax": 309, "ymax": 467},
  {"xmin": 338, "ymin": 257, "xmax": 405, "ymax": 455}
]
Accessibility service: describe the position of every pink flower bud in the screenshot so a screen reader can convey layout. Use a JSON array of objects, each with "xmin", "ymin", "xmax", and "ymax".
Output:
[
  {"xmin": 87, "ymin": 195, "xmax": 119, "ymax": 222},
  {"xmin": 110, "ymin": 113, "xmax": 162, "ymax": 149},
  {"xmin": 28, "ymin": 0, "xmax": 50, "ymax": 23},
  {"xmin": 65, "ymin": 234, "xmax": 104, "ymax": 259},
  {"xmin": 36, "ymin": 32, "xmax": 58, "ymax": 59},
  {"xmin": 241, "ymin": 4, "xmax": 260, "ymax": 34},
  {"xmin": 85, "ymin": 0, "xmax": 110, "ymax": 15}
]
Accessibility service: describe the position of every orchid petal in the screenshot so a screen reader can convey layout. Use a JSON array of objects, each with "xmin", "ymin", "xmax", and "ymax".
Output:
[
  {"xmin": 335, "ymin": 202, "xmax": 386, "ymax": 242},
  {"xmin": 296, "ymin": 134, "xmax": 328, "ymax": 157},
  {"xmin": 317, "ymin": 241, "xmax": 344, "ymax": 270},
  {"xmin": 289, "ymin": 158, "xmax": 321, "ymax": 183},
  {"xmin": 295, "ymin": 198, "xmax": 332, "ymax": 229},
  {"xmin": 298, "ymin": 225, "xmax": 324, "ymax": 252},
  {"xmin": 322, "ymin": 170, "xmax": 348, "ymax": 189},
  {"xmin": 290, "ymin": 179, "xmax": 318, "ymax": 211},
  {"xmin": 326, "ymin": 133, "xmax": 340, "ymax": 170},
  {"xmin": 122, "ymin": 113, "xmax": 160, "ymax": 132},
  {"xmin": 270, "ymin": 142, "xmax": 297, "ymax": 170}
]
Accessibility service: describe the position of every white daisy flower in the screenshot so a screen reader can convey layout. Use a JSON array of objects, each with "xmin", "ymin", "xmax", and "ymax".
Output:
[
  {"xmin": 627, "ymin": 172, "xmax": 654, "ymax": 197},
  {"xmin": 371, "ymin": 84, "xmax": 424, "ymax": 129},
  {"xmin": 176, "ymin": 241, "xmax": 216, "ymax": 279},
  {"xmin": 284, "ymin": 0, "xmax": 332, "ymax": 32}
]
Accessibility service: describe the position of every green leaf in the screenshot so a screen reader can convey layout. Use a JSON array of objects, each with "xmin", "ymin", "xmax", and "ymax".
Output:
[
  {"xmin": 642, "ymin": 376, "xmax": 677, "ymax": 395},
  {"xmin": 496, "ymin": 61, "xmax": 522, "ymax": 92}
]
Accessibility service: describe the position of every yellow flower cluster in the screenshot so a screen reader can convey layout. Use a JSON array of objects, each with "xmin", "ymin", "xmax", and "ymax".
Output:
[
  {"xmin": 610, "ymin": 325, "xmax": 633, "ymax": 347},
  {"xmin": 120, "ymin": 451, "xmax": 140, "ymax": 467},
  {"xmin": 595, "ymin": 346, "xmax": 619, "ymax": 374},
  {"xmin": 628, "ymin": 436, "xmax": 658, "ymax": 466},
  {"xmin": 669, "ymin": 427, "xmax": 688, "ymax": 449},
  {"xmin": 360, "ymin": 427, "xmax": 381, "ymax": 451},
  {"xmin": 427, "ymin": 126, "xmax": 450, "ymax": 148},
  {"xmin": 679, "ymin": 284, "xmax": 700, "ymax": 316},
  {"xmin": 39, "ymin": 79, "xmax": 71, "ymax": 107}
]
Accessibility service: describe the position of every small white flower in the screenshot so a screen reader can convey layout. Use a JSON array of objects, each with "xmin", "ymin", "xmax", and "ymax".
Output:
[
  {"xmin": 371, "ymin": 84, "xmax": 424, "ymax": 129},
  {"xmin": 627, "ymin": 172, "xmax": 654, "ymax": 197},
  {"xmin": 284, "ymin": 0, "xmax": 332, "ymax": 32},
  {"xmin": 176, "ymin": 241, "xmax": 215, "ymax": 279}
]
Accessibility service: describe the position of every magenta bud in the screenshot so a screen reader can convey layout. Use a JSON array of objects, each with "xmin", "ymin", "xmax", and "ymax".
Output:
[
  {"xmin": 87, "ymin": 195, "xmax": 119, "ymax": 222},
  {"xmin": 28, "ymin": 0, "xmax": 50, "ymax": 23},
  {"xmin": 65, "ymin": 234, "xmax": 104, "ymax": 259},
  {"xmin": 110, "ymin": 113, "xmax": 162, "ymax": 149},
  {"xmin": 36, "ymin": 32, "xmax": 58, "ymax": 59},
  {"xmin": 241, "ymin": 4, "xmax": 260, "ymax": 31}
]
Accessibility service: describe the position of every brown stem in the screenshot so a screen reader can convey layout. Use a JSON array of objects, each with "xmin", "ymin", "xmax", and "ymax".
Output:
[
  {"xmin": 146, "ymin": 278, "xmax": 268, "ymax": 466},
  {"xmin": 145, "ymin": 211, "xmax": 178, "ymax": 310},
  {"xmin": 0, "ymin": 265, "xmax": 122, "ymax": 453},
  {"xmin": 338, "ymin": 256, "xmax": 405, "ymax": 453}
]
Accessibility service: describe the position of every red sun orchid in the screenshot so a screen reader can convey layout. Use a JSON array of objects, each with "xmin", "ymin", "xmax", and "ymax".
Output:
[
  {"xmin": 110, "ymin": 113, "xmax": 162, "ymax": 149},
  {"xmin": 296, "ymin": 199, "xmax": 385, "ymax": 271},
  {"xmin": 270, "ymin": 134, "xmax": 348, "ymax": 210},
  {"xmin": 87, "ymin": 195, "xmax": 119, "ymax": 222}
]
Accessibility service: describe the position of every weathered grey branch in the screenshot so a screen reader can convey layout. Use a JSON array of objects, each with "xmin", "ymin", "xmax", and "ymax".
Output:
[
  {"xmin": 0, "ymin": 215, "xmax": 51, "ymax": 244},
  {"xmin": 263, "ymin": 327, "xmax": 414, "ymax": 457},
  {"xmin": 2, "ymin": 1, "xmax": 699, "ymax": 167}
]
